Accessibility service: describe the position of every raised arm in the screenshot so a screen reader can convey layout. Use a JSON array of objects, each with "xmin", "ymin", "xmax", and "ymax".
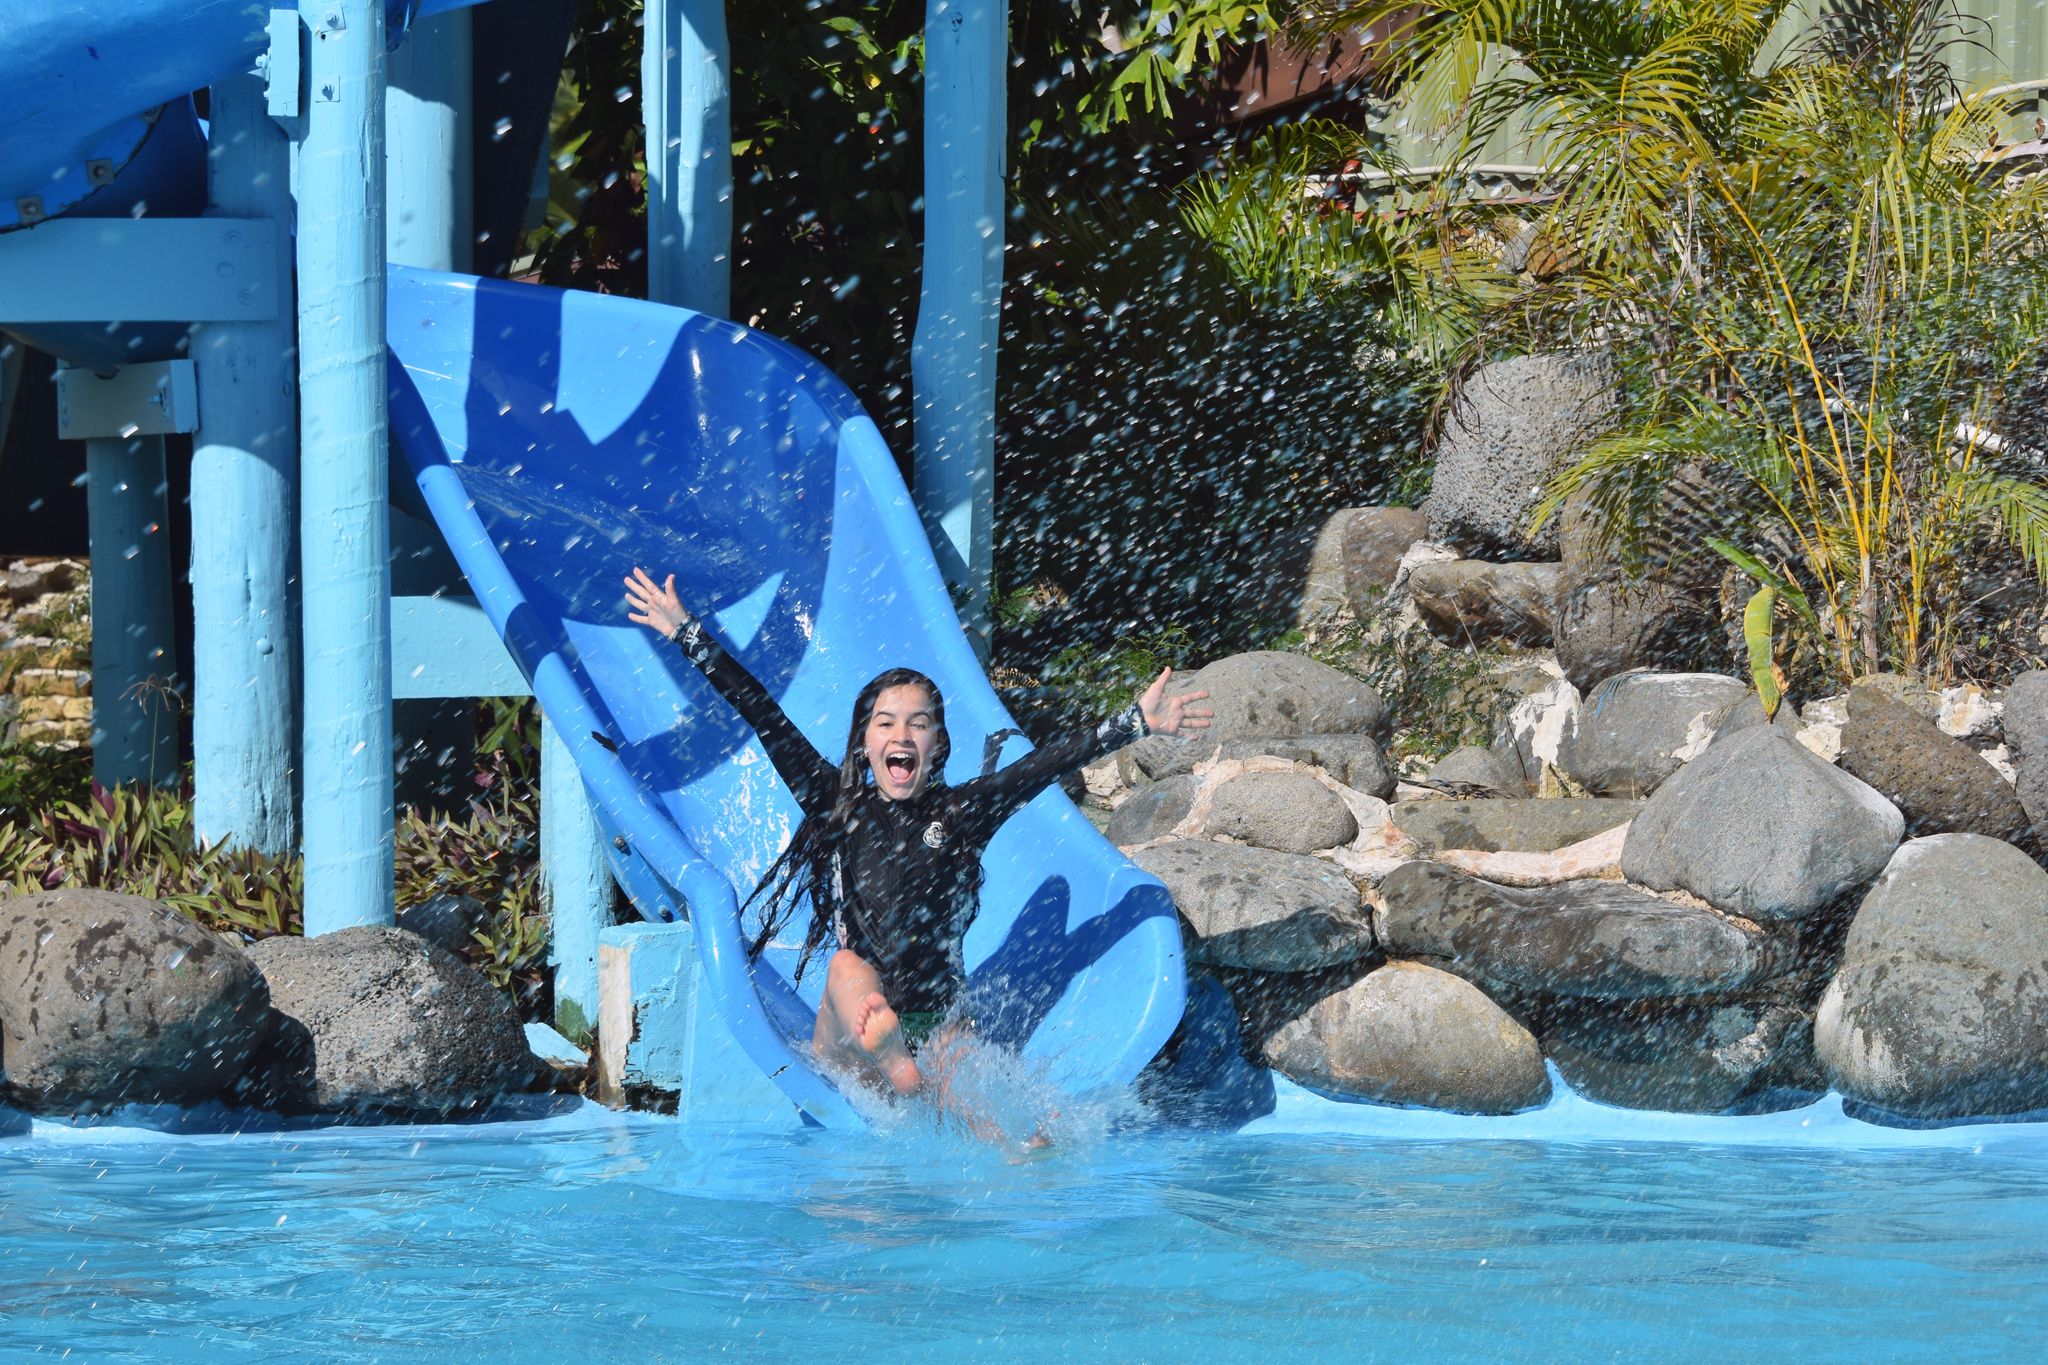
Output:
[
  {"xmin": 961, "ymin": 667, "xmax": 1213, "ymax": 827},
  {"xmin": 624, "ymin": 567, "xmax": 838, "ymax": 817}
]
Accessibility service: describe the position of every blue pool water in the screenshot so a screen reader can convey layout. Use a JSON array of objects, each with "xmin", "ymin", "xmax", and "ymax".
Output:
[{"xmin": 5, "ymin": 1094, "xmax": 2048, "ymax": 1362}]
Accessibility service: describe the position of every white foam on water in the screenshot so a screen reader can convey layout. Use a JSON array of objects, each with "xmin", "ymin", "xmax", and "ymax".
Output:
[{"xmin": 816, "ymin": 1027, "xmax": 1149, "ymax": 1159}]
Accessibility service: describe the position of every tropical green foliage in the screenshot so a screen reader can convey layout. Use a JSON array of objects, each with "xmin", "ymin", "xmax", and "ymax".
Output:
[
  {"xmin": 1288, "ymin": 591, "xmax": 1517, "ymax": 759},
  {"xmin": 0, "ymin": 782, "xmax": 304, "ymax": 940},
  {"xmin": 394, "ymin": 749, "xmax": 549, "ymax": 1007},
  {"xmin": 530, "ymin": 1, "xmax": 1285, "ymax": 425},
  {"xmin": 0, "ymin": 741, "xmax": 91, "ymax": 826},
  {"xmin": 0, "ymin": 722, "xmax": 553, "ymax": 1012},
  {"xmin": 1175, "ymin": 118, "xmax": 1508, "ymax": 358},
  {"xmin": 1312, "ymin": 0, "xmax": 2048, "ymax": 683}
]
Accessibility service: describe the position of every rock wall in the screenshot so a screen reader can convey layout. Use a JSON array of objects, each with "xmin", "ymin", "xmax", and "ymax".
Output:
[
  {"xmin": 0, "ymin": 558, "xmax": 92, "ymax": 749},
  {"xmin": 1113, "ymin": 622, "xmax": 2048, "ymax": 1125},
  {"xmin": 0, "ymin": 889, "xmax": 538, "ymax": 1119}
]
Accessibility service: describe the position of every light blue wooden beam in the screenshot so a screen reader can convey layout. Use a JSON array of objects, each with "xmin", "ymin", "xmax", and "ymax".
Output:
[
  {"xmin": 82, "ymin": 434, "xmax": 181, "ymax": 787},
  {"xmin": 642, "ymin": 0, "xmax": 731, "ymax": 315},
  {"xmin": 298, "ymin": 0, "xmax": 395, "ymax": 935},
  {"xmin": 389, "ymin": 593, "xmax": 614, "ymax": 1037},
  {"xmin": 0, "ymin": 340, "xmax": 22, "ymax": 462},
  {"xmin": 911, "ymin": 0, "xmax": 1005, "ymax": 652},
  {"xmin": 56, "ymin": 361, "xmax": 192, "ymax": 788},
  {"xmin": 543, "ymin": 718, "xmax": 610, "ymax": 1042},
  {"xmin": 389, "ymin": 594, "xmax": 527, "ymax": 697},
  {"xmin": 54, "ymin": 360, "xmax": 197, "ymax": 436},
  {"xmin": 191, "ymin": 73, "xmax": 301, "ymax": 855},
  {"xmin": 386, "ymin": 7, "xmax": 472, "ymax": 271},
  {"xmin": 0, "ymin": 219, "xmax": 280, "ymax": 324},
  {"xmin": 386, "ymin": 13, "xmax": 478, "ymax": 812}
]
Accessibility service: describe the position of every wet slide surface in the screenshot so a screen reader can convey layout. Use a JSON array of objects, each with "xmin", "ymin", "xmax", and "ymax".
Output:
[{"xmin": 385, "ymin": 267, "xmax": 1187, "ymax": 1127}]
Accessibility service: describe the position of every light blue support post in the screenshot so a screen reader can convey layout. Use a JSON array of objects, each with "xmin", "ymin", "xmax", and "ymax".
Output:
[
  {"xmin": 386, "ymin": 8, "xmax": 472, "ymax": 270},
  {"xmin": 911, "ymin": 0, "xmax": 1005, "ymax": 650},
  {"xmin": 542, "ymin": 718, "xmax": 610, "ymax": 1042},
  {"xmin": 0, "ymin": 340, "xmax": 21, "ymax": 460},
  {"xmin": 642, "ymin": 0, "xmax": 731, "ymax": 315},
  {"xmin": 55, "ymin": 361, "xmax": 197, "ymax": 789},
  {"xmin": 191, "ymin": 72, "xmax": 300, "ymax": 853},
  {"xmin": 82, "ymin": 433, "xmax": 180, "ymax": 788},
  {"xmin": 298, "ymin": 0, "xmax": 394, "ymax": 934},
  {"xmin": 386, "ymin": 9, "xmax": 477, "ymax": 812}
]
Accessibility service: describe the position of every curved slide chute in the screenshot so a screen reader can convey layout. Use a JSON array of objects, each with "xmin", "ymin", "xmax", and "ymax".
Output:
[{"xmin": 385, "ymin": 268, "xmax": 1188, "ymax": 1127}]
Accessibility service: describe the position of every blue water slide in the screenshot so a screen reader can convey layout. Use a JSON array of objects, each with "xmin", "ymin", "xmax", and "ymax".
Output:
[
  {"xmin": 0, "ymin": 1, "xmax": 482, "ymax": 234},
  {"xmin": 384, "ymin": 268, "xmax": 1188, "ymax": 1127},
  {"xmin": 0, "ymin": 0, "xmax": 1188, "ymax": 1127}
]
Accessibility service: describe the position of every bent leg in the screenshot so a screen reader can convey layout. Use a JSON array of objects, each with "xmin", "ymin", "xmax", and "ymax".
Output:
[{"xmin": 812, "ymin": 949, "xmax": 921, "ymax": 1096}]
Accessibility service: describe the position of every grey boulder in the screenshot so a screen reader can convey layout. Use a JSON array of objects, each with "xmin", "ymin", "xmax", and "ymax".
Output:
[
  {"xmin": 1105, "ymin": 774, "xmax": 1199, "ymax": 846},
  {"xmin": 1622, "ymin": 723, "xmax": 1903, "ymax": 922},
  {"xmin": 1816, "ymin": 834, "xmax": 2048, "ymax": 1120},
  {"xmin": 1836, "ymin": 687, "xmax": 2031, "ymax": 844},
  {"xmin": 1422, "ymin": 352, "xmax": 1614, "ymax": 559},
  {"xmin": 1261, "ymin": 960, "xmax": 1550, "ymax": 1113},
  {"xmin": 1546, "ymin": 998, "xmax": 1823, "ymax": 1114},
  {"xmin": 1406, "ymin": 560, "xmax": 1559, "ymax": 647},
  {"xmin": 1342, "ymin": 505, "xmax": 1431, "ymax": 606},
  {"xmin": 1127, "ymin": 652, "xmax": 1387, "ymax": 779},
  {"xmin": 1376, "ymin": 861, "xmax": 1779, "ymax": 998},
  {"xmin": 1426, "ymin": 745, "xmax": 1529, "ymax": 796},
  {"xmin": 1551, "ymin": 484, "xmax": 1723, "ymax": 693},
  {"xmin": 245, "ymin": 925, "xmax": 533, "ymax": 1116},
  {"xmin": 1132, "ymin": 840, "xmax": 1374, "ymax": 971},
  {"xmin": 1706, "ymin": 692, "xmax": 1803, "ymax": 742},
  {"xmin": 1391, "ymin": 798, "xmax": 1641, "ymax": 854},
  {"xmin": 1215, "ymin": 733, "xmax": 1395, "ymax": 799},
  {"xmin": 396, "ymin": 892, "xmax": 492, "ymax": 956},
  {"xmin": 1203, "ymin": 771, "xmax": 1359, "ymax": 854},
  {"xmin": 2001, "ymin": 669, "xmax": 2048, "ymax": 830},
  {"xmin": 0, "ymin": 890, "xmax": 271, "ymax": 1110},
  {"xmin": 1247, "ymin": 510, "xmax": 1355, "ymax": 633},
  {"xmin": 1613, "ymin": 720, "xmax": 1900, "ymax": 925},
  {"xmin": 1490, "ymin": 672, "xmax": 1582, "ymax": 788},
  {"xmin": 1559, "ymin": 671, "xmax": 1748, "ymax": 796}
]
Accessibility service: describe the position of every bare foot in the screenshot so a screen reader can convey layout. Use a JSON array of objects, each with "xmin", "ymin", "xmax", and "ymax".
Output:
[{"xmin": 853, "ymin": 991, "xmax": 922, "ymax": 1095}]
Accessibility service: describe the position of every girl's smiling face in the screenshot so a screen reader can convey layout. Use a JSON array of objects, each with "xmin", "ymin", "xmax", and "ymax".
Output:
[{"xmin": 864, "ymin": 683, "xmax": 939, "ymax": 799}]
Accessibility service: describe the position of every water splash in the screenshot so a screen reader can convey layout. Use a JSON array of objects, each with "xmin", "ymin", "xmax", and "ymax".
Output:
[{"xmin": 824, "ymin": 1026, "xmax": 1149, "ymax": 1160}]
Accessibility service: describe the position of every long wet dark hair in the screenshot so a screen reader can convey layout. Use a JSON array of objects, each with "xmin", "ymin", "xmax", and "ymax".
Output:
[{"xmin": 743, "ymin": 667, "xmax": 958, "ymax": 977}]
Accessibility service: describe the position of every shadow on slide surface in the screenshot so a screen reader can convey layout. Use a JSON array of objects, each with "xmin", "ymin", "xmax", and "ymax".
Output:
[{"xmin": 385, "ymin": 268, "xmax": 1187, "ymax": 1128}]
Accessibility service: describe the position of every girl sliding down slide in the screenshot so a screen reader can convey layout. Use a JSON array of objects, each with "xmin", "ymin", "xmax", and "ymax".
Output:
[{"xmin": 623, "ymin": 567, "xmax": 1212, "ymax": 1126}]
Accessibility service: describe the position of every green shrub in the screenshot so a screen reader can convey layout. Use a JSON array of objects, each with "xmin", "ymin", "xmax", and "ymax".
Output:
[
  {"xmin": 0, "ymin": 743, "xmax": 92, "ymax": 826},
  {"xmin": 1285, "ymin": 596, "xmax": 1515, "ymax": 762},
  {"xmin": 0, "ymin": 759, "xmax": 551, "ymax": 1016},
  {"xmin": 0, "ymin": 782, "xmax": 302, "ymax": 940}
]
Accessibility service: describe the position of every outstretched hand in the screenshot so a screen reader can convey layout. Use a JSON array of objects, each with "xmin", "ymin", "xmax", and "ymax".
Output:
[
  {"xmin": 1138, "ymin": 668, "xmax": 1213, "ymax": 738},
  {"xmin": 623, "ymin": 566, "xmax": 692, "ymax": 638}
]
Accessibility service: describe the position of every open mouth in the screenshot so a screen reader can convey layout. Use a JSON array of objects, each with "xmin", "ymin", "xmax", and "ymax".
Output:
[{"xmin": 883, "ymin": 753, "xmax": 917, "ymax": 784}]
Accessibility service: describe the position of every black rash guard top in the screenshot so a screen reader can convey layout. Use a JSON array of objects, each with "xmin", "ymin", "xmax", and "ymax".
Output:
[{"xmin": 674, "ymin": 620, "xmax": 1146, "ymax": 1016}]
